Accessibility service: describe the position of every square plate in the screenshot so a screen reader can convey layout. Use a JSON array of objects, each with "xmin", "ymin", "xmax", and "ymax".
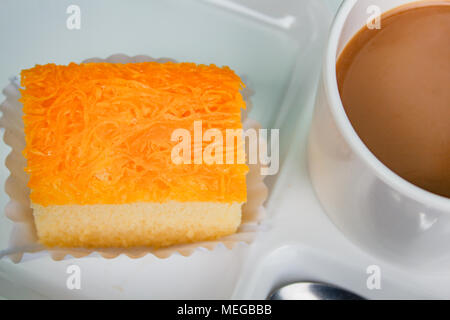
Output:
[{"xmin": 3, "ymin": 0, "xmax": 446, "ymax": 300}]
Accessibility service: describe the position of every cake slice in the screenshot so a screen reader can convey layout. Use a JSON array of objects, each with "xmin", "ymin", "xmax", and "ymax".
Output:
[{"xmin": 20, "ymin": 61, "xmax": 248, "ymax": 248}]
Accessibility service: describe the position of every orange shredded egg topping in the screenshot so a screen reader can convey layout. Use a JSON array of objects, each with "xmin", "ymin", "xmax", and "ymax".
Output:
[{"xmin": 21, "ymin": 62, "xmax": 248, "ymax": 206}]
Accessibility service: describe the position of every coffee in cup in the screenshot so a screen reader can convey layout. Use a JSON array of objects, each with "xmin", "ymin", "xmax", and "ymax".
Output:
[{"xmin": 336, "ymin": 1, "xmax": 450, "ymax": 198}]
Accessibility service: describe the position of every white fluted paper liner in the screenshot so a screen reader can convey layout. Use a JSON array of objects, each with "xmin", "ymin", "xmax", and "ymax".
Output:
[{"xmin": 0, "ymin": 54, "xmax": 268, "ymax": 263}]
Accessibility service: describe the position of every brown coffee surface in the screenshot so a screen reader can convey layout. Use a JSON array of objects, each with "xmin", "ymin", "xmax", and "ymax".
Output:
[{"xmin": 337, "ymin": 2, "xmax": 450, "ymax": 198}]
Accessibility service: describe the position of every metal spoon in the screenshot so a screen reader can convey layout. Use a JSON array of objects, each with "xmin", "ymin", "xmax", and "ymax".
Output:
[{"xmin": 269, "ymin": 282, "xmax": 365, "ymax": 300}]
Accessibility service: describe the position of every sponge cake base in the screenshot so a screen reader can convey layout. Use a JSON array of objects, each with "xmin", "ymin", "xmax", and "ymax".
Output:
[{"xmin": 32, "ymin": 202, "xmax": 242, "ymax": 248}]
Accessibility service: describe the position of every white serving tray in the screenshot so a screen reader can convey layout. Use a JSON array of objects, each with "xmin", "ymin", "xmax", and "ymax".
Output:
[{"xmin": 1, "ymin": 0, "xmax": 449, "ymax": 299}]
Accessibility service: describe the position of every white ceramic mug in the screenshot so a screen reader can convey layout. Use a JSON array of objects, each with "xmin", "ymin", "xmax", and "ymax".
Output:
[{"xmin": 308, "ymin": 0, "xmax": 450, "ymax": 270}]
